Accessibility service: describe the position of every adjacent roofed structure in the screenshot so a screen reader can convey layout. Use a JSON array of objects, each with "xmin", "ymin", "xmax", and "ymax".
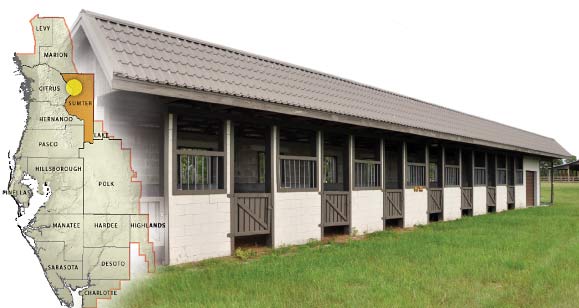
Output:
[{"xmin": 72, "ymin": 10, "xmax": 570, "ymax": 159}]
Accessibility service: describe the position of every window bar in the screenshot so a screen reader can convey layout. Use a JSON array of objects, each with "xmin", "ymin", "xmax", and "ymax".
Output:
[
  {"xmin": 188, "ymin": 155, "xmax": 192, "ymax": 191},
  {"xmin": 215, "ymin": 156, "xmax": 219, "ymax": 189},
  {"xmin": 194, "ymin": 155, "xmax": 198, "ymax": 191},
  {"xmin": 180, "ymin": 155, "xmax": 184, "ymax": 190},
  {"xmin": 297, "ymin": 160, "xmax": 306, "ymax": 188},
  {"xmin": 208, "ymin": 156, "xmax": 212, "ymax": 190}
]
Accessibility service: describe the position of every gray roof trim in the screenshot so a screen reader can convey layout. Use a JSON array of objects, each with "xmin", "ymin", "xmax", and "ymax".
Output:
[{"xmin": 76, "ymin": 10, "xmax": 571, "ymax": 159}]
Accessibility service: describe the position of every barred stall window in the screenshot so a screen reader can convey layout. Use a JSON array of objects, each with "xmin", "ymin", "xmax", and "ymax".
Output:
[
  {"xmin": 278, "ymin": 127, "xmax": 317, "ymax": 190},
  {"xmin": 428, "ymin": 145, "xmax": 443, "ymax": 188},
  {"xmin": 175, "ymin": 115, "xmax": 225, "ymax": 193},
  {"xmin": 324, "ymin": 156, "xmax": 338, "ymax": 184},
  {"xmin": 178, "ymin": 152, "xmax": 224, "ymax": 191},
  {"xmin": 515, "ymin": 157, "xmax": 524, "ymax": 185},
  {"xmin": 496, "ymin": 153, "xmax": 507, "ymax": 185},
  {"xmin": 507, "ymin": 155, "xmax": 516, "ymax": 186},
  {"xmin": 355, "ymin": 160, "xmax": 381, "ymax": 187},
  {"xmin": 444, "ymin": 147, "xmax": 460, "ymax": 186},
  {"xmin": 323, "ymin": 133, "xmax": 349, "ymax": 191},
  {"xmin": 406, "ymin": 143, "xmax": 426, "ymax": 187},
  {"xmin": 354, "ymin": 136, "xmax": 381, "ymax": 188},
  {"xmin": 445, "ymin": 166, "xmax": 460, "ymax": 186},
  {"xmin": 280, "ymin": 156, "xmax": 316, "ymax": 189},
  {"xmin": 429, "ymin": 163, "xmax": 438, "ymax": 184},
  {"xmin": 474, "ymin": 152, "xmax": 487, "ymax": 186},
  {"xmin": 487, "ymin": 153, "xmax": 496, "ymax": 187},
  {"xmin": 384, "ymin": 143, "xmax": 404, "ymax": 189}
]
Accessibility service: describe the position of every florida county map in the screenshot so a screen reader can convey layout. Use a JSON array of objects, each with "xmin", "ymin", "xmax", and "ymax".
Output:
[{"xmin": 8, "ymin": 15, "xmax": 155, "ymax": 308}]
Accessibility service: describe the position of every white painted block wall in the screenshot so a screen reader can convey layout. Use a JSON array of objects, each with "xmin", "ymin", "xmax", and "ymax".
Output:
[
  {"xmin": 524, "ymin": 156, "xmax": 541, "ymax": 206},
  {"xmin": 496, "ymin": 186, "xmax": 508, "ymax": 212},
  {"xmin": 168, "ymin": 194, "xmax": 231, "ymax": 264},
  {"xmin": 472, "ymin": 187, "xmax": 487, "ymax": 216},
  {"xmin": 515, "ymin": 186, "xmax": 526, "ymax": 209},
  {"xmin": 443, "ymin": 187, "xmax": 461, "ymax": 221},
  {"xmin": 351, "ymin": 190, "xmax": 383, "ymax": 234},
  {"xmin": 273, "ymin": 192, "xmax": 321, "ymax": 247},
  {"xmin": 404, "ymin": 189, "xmax": 428, "ymax": 227}
]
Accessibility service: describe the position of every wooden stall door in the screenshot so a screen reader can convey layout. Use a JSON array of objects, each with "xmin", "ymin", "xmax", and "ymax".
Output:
[{"xmin": 322, "ymin": 192, "xmax": 350, "ymax": 227}]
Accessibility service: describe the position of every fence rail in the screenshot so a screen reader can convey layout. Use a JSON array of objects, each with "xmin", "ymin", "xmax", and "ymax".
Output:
[
  {"xmin": 540, "ymin": 176, "xmax": 579, "ymax": 182},
  {"xmin": 280, "ymin": 155, "xmax": 317, "ymax": 189}
]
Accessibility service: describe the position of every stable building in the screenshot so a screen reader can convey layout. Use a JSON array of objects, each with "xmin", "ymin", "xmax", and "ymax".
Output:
[
  {"xmin": 71, "ymin": 10, "xmax": 571, "ymax": 265},
  {"xmin": 549, "ymin": 160, "xmax": 579, "ymax": 182}
]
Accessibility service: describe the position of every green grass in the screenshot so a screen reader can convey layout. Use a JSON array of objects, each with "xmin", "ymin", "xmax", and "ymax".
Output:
[{"xmin": 113, "ymin": 184, "xmax": 579, "ymax": 308}]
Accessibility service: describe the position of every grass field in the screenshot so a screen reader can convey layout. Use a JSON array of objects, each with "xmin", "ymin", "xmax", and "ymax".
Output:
[{"xmin": 112, "ymin": 184, "xmax": 579, "ymax": 308}]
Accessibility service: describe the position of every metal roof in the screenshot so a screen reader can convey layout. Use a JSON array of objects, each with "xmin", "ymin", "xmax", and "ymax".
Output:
[{"xmin": 74, "ymin": 10, "xmax": 571, "ymax": 158}]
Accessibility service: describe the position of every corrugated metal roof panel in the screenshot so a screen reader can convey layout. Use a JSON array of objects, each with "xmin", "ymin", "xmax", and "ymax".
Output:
[{"xmin": 78, "ymin": 10, "xmax": 570, "ymax": 157}]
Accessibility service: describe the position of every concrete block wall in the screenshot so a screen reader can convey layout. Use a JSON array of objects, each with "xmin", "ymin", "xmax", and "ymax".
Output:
[
  {"xmin": 472, "ymin": 187, "xmax": 487, "ymax": 216},
  {"xmin": 496, "ymin": 186, "xmax": 508, "ymax": 212},
  {"xmin": 404, "ymin": 189, "xmax": 428, "ymax": 227},
  {"xmin": 168, "ymin": 194, "xmax": 231, "ymax": 264},
  {"xmin": 273, "ymin": 192, "xmax": 321, "ymax": 247},
  {"xmin": 443, "ymin": 187, "xmax": 461, "ymax": 221},
  {"xmin": 524, "ymin": 156, "xmax": 541, "ymax": 206},
  {"xmin": 99, "ymin": 92, "xmax": 165, "ymax": 197},
  {"xmin": 514, "ymin": 186, "xmax": 526, "ymax": 209},
  {"xmin": 351, "ymin": 190, "xmax": 383, "ymax": 234}
]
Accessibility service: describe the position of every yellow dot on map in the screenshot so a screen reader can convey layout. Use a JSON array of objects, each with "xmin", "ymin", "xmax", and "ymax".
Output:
[{"xmin": 65, "ymin": 79, "xmax": 83, "ymax": 96}]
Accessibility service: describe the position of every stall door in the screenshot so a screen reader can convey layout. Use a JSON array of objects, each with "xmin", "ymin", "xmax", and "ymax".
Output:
[{"xmin": 526, "ymin": 171, "xmax": 536, "ymax": 206}]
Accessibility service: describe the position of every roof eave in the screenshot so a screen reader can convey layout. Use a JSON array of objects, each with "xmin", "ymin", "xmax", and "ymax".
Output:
[{"xmin": 110, "ymin": 75, "xmax": 570, "ymax": 159}]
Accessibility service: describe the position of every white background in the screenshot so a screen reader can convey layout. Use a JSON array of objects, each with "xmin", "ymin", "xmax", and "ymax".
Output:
[{"xmin": 1, "ymin": 1, "xmax": 577, "ymax": 307}]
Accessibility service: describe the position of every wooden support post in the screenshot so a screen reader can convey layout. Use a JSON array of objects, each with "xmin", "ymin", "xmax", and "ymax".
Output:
[
  {"xmin": 270, "ymin": 125, "xmax": 278, "ymax": 247},
  {"xmin": 425, "ymin": 144, "xmax": 430, "ymax": 189},
  {"xmin": 164, "ymin": 112, "xmax": 173, "ymax": 265},
  {"xmin": 348, "ymin": 135, "xmax": 355, "ymax": 235},
  {"xmin": 380, "ymin": 138, "xmax": 385, "ymax": 191},
  {"xmin": 402, "ymin": 142, "xmax": 407, "ymax": 190},
  {"xmin": 227, "ymin": 120, "xmax": 235, "ymax": 252},
  {"xmin": 495, "ymin": 153, "xmax": 499, "ymax": 187},
  {"xmin": 485, "ymin": 152, "xmax": 488, "ymax": 187},
  {"xmin": 458, "ymin": 148, "xmax": 463, "ymax": 188},
  {"xmin": 317, "ymin": 130, "xmax": 323, "ymax": 193},
  {"xmin": 442, "ymin": 146, "xmax": 446, "ymax": 188},
  {"xmin": 551, "ymin": 160, "xmax": 555, "ymax": 204},
  {"xmin": 471, "ymin": 150, "xmax": 475, "ymax": 187},
  {"xmin": 349, "ymin": 135, "xmax": 355, "ymax": 191}
]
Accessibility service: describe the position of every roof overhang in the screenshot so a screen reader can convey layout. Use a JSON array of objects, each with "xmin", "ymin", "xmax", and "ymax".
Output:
[{"xmin": 112, "ymin": 75, "xmax": 570, "ymax": 159}]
